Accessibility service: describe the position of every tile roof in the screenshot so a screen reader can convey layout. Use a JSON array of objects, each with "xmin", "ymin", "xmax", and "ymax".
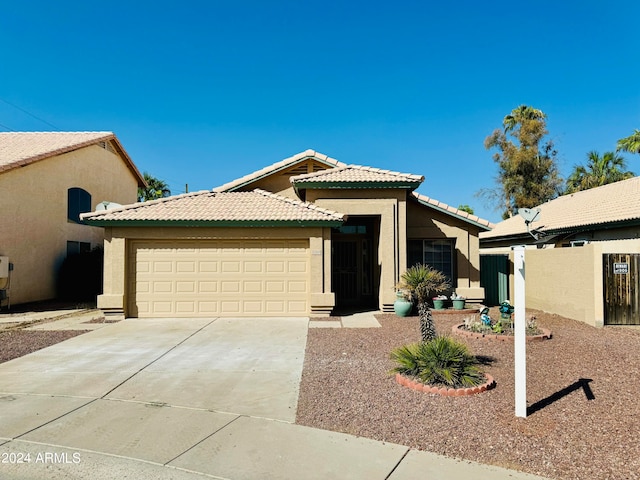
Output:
[
  {"xmin": 290, "ymin": 165, "xmax": 424, "ymax": 186},
  {"xmin": 214, "ymin": 149, "xmax": 346, "ymax": 192},
  {"xmin": 0, "ymin": 131, "xmax": 145, "ymax": 186},
  {"xmin": 412, "ymin": 192, "xmax": 494, "ymax": 230},
  {"xmin": 480, "ymin": 176, "xmax": 640, "ymax": 240},
  {"xmin": 81, "ymin": 189, "xmax": 346, "ymax": 225}
]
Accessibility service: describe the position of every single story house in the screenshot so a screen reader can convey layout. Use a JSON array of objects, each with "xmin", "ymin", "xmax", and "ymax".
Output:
[
  {"xmin": 0, "ymin": 132, "xmax": 145, "ymax": 306},
  {"xmin": 480, "ymin": 176, "xmax": 640, "ymax": 326},
  {"xmin": 83, "ymin": 150, "xmax": 492, "ymax": 319}
]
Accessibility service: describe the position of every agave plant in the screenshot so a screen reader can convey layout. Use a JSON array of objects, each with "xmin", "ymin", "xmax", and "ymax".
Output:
[
  {"xmin": 396, "ymin": 264, "xmax": 450, "ymax": 341},
  {"xmin": 391, "ymin": 337, "xmax": 484, "ymax": 388}
]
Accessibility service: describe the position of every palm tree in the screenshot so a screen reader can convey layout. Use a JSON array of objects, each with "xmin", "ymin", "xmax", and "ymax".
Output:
[
  {"xmin": 503, "ymin": 105, "xmax": 546, "ymax": 132},
  {"xmin": 138, "ymin": 172, "xmax": 171, "ymax": 202},
  {"xmin": 396, "ymin": 264, "xmax": 450, "ymax": 342},
  {"xmin": 617, "ymin": 129, "xmax": 640, "ymax": 155},
  {"xmin": 566, "ymin": 151, "xmax": 634, "ymax": 193}
]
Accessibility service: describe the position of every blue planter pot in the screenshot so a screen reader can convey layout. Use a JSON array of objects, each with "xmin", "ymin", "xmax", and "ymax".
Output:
[{"xmin": 433, "ymin": 299, "xmax": 445, "ymax": 310}]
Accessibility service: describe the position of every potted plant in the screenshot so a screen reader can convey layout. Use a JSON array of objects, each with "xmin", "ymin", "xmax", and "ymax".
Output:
[
  {"xmin": 393, "ymin": 289, "xmax": 413, "ymax": 317},
  {"xmin": 451, "ymin": 293, "xmax": 466, "ymax": 310},
  {"xmin": 432, "ymin": 295, "xmax": 447, "ymax": 310}
]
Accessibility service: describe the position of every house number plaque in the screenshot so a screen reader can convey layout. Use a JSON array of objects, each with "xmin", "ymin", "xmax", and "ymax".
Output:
[{"xmin": 613, "ymin": 263, "xmax": 629, "ymax": 274}]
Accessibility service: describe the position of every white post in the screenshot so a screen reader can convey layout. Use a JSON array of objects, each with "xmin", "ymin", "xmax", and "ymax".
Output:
[{"xmin": 513, "ymin": 245, "xmax": 527, "ymax": 418}]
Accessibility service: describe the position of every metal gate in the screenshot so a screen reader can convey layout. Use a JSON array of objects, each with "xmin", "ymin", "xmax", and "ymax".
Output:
[
  {"xmin": 480, "ymin": 254, "xmax": 509, "ymax": 306},
  {"xmin": 603, "ymin": 253, "xmax": 640, "ymax": 325}
]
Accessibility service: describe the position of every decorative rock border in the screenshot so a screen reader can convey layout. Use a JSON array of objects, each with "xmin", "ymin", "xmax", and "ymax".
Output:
[
  {"xmin": 452, "ymin": 323, "xmax": 552, "ymax": 342},
  {"xmin": 395, "ymin": 372, "xmax": 495, "ymax": 396},
  {"xmin": 431, "ymin": 308, "xmax": 480, "ymax": 315}
]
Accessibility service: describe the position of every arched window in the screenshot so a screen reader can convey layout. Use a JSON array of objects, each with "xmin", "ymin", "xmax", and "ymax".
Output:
[{"xmin": 68, "ymin": 187, "xmax": 91, "ymax": 223}]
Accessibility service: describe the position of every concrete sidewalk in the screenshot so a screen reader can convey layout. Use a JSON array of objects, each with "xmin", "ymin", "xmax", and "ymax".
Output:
[{"xmin": 0, "ymin": 316, "xmax": 548, "ymax": 480}]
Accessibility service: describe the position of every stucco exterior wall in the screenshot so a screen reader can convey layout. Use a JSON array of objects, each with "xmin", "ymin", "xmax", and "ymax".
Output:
[
  {"xmin": 0, "ymin": 144, "xmax": 139, "ymax": 304},
  {"xmin": 526, "ymin": 245, "xmax": 602, "ymax": 327},
  {"xmin": 513, "ymin": 239, "xmax": 640, "ymax": 327},
  {"xmin": 407, "ymin": 200, "xmax": 484, "ymax": 301},
  {"xmin": 98, "ymin": 226, "xmax": 335, "ymax": 318},
  {"xmin": 306, "ymin": 188, "xmax": 406, "ymax": 312}
]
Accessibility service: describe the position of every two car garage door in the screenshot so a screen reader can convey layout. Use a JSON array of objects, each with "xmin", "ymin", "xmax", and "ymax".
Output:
[{"xmin": 128, "ymin": 239, "xmax": 310, "ymax": 317}]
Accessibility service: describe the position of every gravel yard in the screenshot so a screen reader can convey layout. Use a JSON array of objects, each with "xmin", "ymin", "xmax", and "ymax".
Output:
[
  {"xmin": 0, "ymin": 330, "xmax": 89, "ymax": 364},
  {"xmin": 296, "ymin": 310, "xmax": 640, "ymax": 480}
]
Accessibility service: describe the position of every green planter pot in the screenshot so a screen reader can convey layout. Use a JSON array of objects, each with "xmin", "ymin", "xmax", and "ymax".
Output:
[
  {"xmin": 452, "ymin": 299, "xmax": 466, "ymax": 310},
  {"xmin": 394, "ymin": 294, "xmax": 413, "ymax": 317},
  {"xmin": 433, "ymin": 299, "xmax": 445, "ymax": 310}
]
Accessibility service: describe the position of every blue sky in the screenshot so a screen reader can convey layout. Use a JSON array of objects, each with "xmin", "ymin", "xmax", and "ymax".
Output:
[{"xmin": 1, "ymin": 1, "xmax": 639, "ymax": 223}]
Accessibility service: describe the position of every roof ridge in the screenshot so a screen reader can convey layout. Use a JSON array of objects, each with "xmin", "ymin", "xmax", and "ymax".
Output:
[
  {"xmin": 0, "ymin": 130, "xmax": 113, "ymax": 135},
  {"xmin": 213, "ymin": 149, "xmax": 346, "ymax": 192},
  {"xmin": 290, "ymin": 164, "xmax": 424, "ymax": 183},
  {"xmin": 0, "ymin": 132, "xmax": 145, "ymax": 187},
  {"xmin": 81, "ymin": 190, "xmax": 212, "ymax": 219},
  {"xmin": 253, "ymin": 188, "xmax": 345, "ymax": 220}
]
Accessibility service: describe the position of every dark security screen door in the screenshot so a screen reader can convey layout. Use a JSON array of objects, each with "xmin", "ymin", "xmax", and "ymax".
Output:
[
  {"xmin": 331, "ymin": 217, "xmax": 377, "ymax": 309},
  {"xmin": 332, "ymin": 240, "xmax": 359, "ymax": 306}
]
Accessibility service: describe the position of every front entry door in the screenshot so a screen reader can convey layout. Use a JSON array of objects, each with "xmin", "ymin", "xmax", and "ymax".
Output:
[
  {"xmin": 332, "ymin": 239, "xmax": 360, "ymax": 307},
  {"xmin": 331, "ymin": 218, "xmax": 377, "ymax": 310}
]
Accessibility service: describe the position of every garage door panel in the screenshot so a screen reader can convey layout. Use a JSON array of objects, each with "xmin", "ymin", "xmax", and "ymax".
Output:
[
  {"xmin": 198, "ymin": 261, "xmax": 218, "ymax": 273},
  {"xmin": 244, "ymin": 261, "xmax": 263, "ymax": 273},
  {"xmin": 266, "ymin": 261, "xmax": 285, "ymax": 273},
  {"xmin": 198, "ymin": 282, "xmax": 218, "ymax": 293},
  {"xmin": 288, "ymin": 281, "xmax": 306, "ymax": 293},
  {"xmin": 265, "ymin": 281, "xmax": 285, "ymax": 293},
  {"xmin": 176, "ymin": 261, "xmax": 196, "ymax": 273},
  {"xmin": 287, "ymin": 301, "xmax": 307, "ymax": 313},
  {"xmin": 153, "ymin": 262, "xmax": 173, "ymax": 273},
  {"xmin": 129, "ymin": 239, "xmax": 309, "ymax": 317}
]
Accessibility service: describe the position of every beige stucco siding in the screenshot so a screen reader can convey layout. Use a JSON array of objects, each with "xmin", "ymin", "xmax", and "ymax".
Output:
[
  {"xmin": 306, "ymin": 188, "xmax": 407, "ymax": 311},
  {"xmin": 0, "ymin": 144, "xmax": 139, "ymax": 304},
  {"xmin": 522, "ymin": 239, "xmax": 640, "ymax": 327},
  {"xmin": 407, "ymin": 200, "xmax": 484, "ymax": 301}
]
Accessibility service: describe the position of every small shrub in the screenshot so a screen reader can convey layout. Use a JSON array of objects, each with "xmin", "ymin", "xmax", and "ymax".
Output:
[{"xmin": 391, "ymin": 336, "xmax": 485, "ymax": 388}]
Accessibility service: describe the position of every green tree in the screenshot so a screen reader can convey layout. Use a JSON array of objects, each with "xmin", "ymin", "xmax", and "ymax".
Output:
[
  {"xmin": 482, "ymin": 105, "xmax": 563, "ymax": 218},
  {"xmin": 457, "ymin": 204, "xmax": 474, "ymax": 215},
  {"xmin": 617, "ymin": 129, "xmax": 640, "ymax": 155},
  {"xmin": 396, "ymin": 264, "xmax": 450, "ymax": 342},
  {"xmin": 138, "ymin": 172, "xmax": 171, "ymax": 202},
  {"xmin": 566, "ymin": 151, "xmax": 634, "ymax": 193}
]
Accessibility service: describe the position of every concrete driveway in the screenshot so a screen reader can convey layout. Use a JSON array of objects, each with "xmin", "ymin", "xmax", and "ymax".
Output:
[{"xmin": 0, "ymin": 316, "xmax": 548, "ymax": 480}]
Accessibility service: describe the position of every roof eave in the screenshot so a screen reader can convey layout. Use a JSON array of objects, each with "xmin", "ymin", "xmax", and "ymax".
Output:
[
  {"xmin": 82, "ymin": 219, "xmax": 345, "ymax": 228},
  {"xmin": 413, "ymin": 196, "xmax": 493, "ymax": 231},
  {"xmin": 482, "ymin": 218, "xmax": 640, "ymax": 243},
  {"xmin": 293, "ymin": 181, "xmax": 423, "ymax": 190}
]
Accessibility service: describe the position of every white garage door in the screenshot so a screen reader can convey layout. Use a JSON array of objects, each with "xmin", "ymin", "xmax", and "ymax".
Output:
[{"xmin": 128, "ymin": 239, "xmax": 309, "ymax": 317}]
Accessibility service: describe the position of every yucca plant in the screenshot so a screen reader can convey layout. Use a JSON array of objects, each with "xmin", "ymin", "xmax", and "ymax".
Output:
[
  {"xmin": 391, "ymin": 336, "xmax": 485, "ymax": 388},
  {"xmin": 396, "ymin": 264, "xmax": 450, "ymax": 341}
]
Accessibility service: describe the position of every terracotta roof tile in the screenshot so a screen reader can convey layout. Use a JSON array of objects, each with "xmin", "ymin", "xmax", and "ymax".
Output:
[
  {"xmin": 214, "ymin": 149, "xmax": 346, "ymax": 192},
  {"xmin": 412, "ymin": 192, "xmax": 494, "ymax": 230},
  {"xmin": 81, "ymin": 189, "xmax": 346, "ymax": 223},
  {"xmin": 291, "ymin": 165, "xmax": 424, "ymax": 185},
  {"xmin": 481, "ymin": 176, "xmax": 640, "ymax": 239},
  {"xmin": 0, "ymin": 131, "xmax": 145, "ymax": 186}
]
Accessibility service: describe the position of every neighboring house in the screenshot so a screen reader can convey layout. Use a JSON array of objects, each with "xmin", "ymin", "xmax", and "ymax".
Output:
[
  {"xmin": 0, "ymin": 132, "xmax": 146, "ymax": 305},
  {"xmin": 480, "ymin": 176, "xmax": 640, "ymax": 326},
  {"xmin": 83, "ymin": 150, "xmax": 492, "ymax": 319}
]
